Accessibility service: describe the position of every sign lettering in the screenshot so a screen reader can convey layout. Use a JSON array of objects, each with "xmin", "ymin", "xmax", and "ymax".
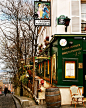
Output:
[{"xmin": 62, "ymin": 47, "xmax": 82, "ymax": 55}]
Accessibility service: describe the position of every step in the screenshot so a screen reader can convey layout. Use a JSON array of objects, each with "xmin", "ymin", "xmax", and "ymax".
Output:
[{"xmin": 13, "ymin": 95, "xmax": 36, "ymax": 108}]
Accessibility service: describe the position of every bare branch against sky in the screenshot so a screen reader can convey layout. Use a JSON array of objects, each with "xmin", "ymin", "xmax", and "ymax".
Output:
[{"xmin": 0, "ymin": 0, "xmax": 35, "ymax": 75}]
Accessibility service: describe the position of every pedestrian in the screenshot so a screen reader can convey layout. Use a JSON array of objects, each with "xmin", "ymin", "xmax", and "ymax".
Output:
[{"xmin": 4, "ymin": 86, "xmax": 8, "ymax": 96}]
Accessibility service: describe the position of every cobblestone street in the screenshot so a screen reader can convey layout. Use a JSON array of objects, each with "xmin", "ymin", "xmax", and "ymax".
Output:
[{"xmin": 0, "ymin": 94, "xmax": 16, "ymax": 108}]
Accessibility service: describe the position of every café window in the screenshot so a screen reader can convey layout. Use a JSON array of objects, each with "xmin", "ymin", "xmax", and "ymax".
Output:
[
  {"xmin": 46, "ymin": 60, "xmax": 50, "ymax": 78},
  {"xmin": 41, "ymin": 63, "xmax": 42, "ymax": 73},
  {"xmin": 42, "ymin": 62, "xmax": 44, "ymax": 76},
  {"xmin": 39, "ymin": 63, "xmax": 44, "ymax": 77},
  {"xmin": 39, "ymin": 64, "xmax": 40, "ymax": 73},
  {"xmin": 45, "ymin": 61, "xmax": 48, "ymax": 77},
  {"xmin": 63, "ymin": 58, "xmax": 78, "ymax": 81},
  {"xmin": 52, "ymin": 54, "xmax": 56, "ymax": 80}
]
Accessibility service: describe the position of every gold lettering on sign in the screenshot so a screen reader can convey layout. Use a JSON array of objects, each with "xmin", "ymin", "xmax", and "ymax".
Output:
[
  {"xmin": 62, "ymin": 44, "xmax": 80, "ymax": 50},
  {"xmin": 62, "ymin": 47, "xmax": 82, "ymax": 55}
]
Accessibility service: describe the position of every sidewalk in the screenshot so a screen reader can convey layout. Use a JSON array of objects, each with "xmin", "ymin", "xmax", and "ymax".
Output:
[
  {"xmin": 60, "ymin": 104, "xmax": 86, "ymax": 108},
  {"xmin": 13, "ymin": 94, "xmax": 86, "ymax": 108}
]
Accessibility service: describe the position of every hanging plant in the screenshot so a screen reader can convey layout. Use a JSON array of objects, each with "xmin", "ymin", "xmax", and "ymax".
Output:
[
  {"xmin": 46, "ymin": 41, "xmax": 49, "ymax": 45},
  {"xmin": 40, "ymin": 50, "xmax": 42, "ymax": 52},
  {"xmin": 44, "ymin": 39, "xmax": 46, "ymax": 42},
  {"xmin": 46, "ymin": 36, "xmax": 49, "ymax": 41},
  {"xmin": 39, "ymin": 45, "xmax": 41, "ymax": 48},
  {"xmin": 20, "ymin": 75, "xmax": 28, "ymax": 85},
  {"xmin": 38, "ymin": 46, "xmax": 41, "ymax": 50},
  {"xmin": 22, "ymin": 77, "xmax": 28, "ymax": 85},
  {"xmin": 40, "ymin": 43, "xmax": 43, "ymax": 47},
  {"xmin": 45, "ymin": 51, "xmax": 48, "ymax": 55},
  {"xmin": 45, "ymin": 42, "xmax": 48, "ymax": 46}
]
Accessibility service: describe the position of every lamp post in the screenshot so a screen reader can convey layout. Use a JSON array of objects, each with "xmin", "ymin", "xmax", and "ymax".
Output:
[
  {"xmin": 20, "ymin": 59, "xmax": 24, "ymax": 96},
  {"xmin": 23, "ymin": 31, "xmax": 27, "ymax": 65},
  {"xmin": 64, "ymin": 16, "xmax": 71, "ymax": 32}
]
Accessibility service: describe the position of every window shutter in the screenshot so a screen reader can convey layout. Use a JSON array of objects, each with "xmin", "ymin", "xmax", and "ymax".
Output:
[{"xmin": 71, "ymin": 0, "xmax": 81, "ymax": 33}]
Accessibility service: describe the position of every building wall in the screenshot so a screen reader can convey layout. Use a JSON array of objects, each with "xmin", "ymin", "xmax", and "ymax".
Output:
[
  {"xmin": 37, "ymin": 0, "xmax": 84, "ymax": 46},
  {"xmin": 56, "ymin": 0, "xmax": 71, "ymax": 34},
  {"xmin": 0, "ymin": 82, "xmax": 3, "ymax": 93},
  {"xmin": 36, "ymin": 0, "xmax": 86, "ymax": 105}
]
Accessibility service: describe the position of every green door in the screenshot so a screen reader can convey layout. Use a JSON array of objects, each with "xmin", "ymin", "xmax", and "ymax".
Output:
[{"xmin": 83, "ymin": 54, "xmax": 86, "ymax": 97}]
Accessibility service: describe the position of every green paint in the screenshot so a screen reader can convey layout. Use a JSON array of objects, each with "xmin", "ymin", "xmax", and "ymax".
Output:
[
  {"xmin": 37, "ymin": 35, "xmax": 86, "ymax": 88},
  {"xmin": 51, "ymin": 35, "xmax": 86, "ymax": 86}
]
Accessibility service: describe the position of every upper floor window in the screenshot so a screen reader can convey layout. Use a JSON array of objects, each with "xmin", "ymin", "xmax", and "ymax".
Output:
[
  {"xmin": 71, "ymin": 0, "xmax": 81, "ymax": 33},
  {"xmin": 71, "ymin": 0, "xmax": 86, "ymax": 33},
  {"xmin": 81, "ymin": 4, "xmax": 86, "ymax": 33}
]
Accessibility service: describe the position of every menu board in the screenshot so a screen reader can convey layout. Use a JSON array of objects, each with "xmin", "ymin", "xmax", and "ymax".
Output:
[{"xmin": 65, "ymin": 61, "xmax": 75, "ymax": 78}]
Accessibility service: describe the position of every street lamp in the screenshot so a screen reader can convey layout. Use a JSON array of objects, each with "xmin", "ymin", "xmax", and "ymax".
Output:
[
  {"xmin": 21, "ymin": 59, "xmax": 24, "ymax": 64},
  {"xmin": 23, "ymin": 31, "xmax": 27, "ymax": 65},
  {"xmin": 64, "ymin": 16, "xmax": 71, "ymax": 32},
  {"xmin": 20, "ymin": 58, "xmax": 24, "ymax": 96}
]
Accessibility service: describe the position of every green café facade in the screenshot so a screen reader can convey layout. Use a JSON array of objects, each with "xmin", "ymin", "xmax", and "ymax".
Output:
[{"xmin": 36, "ymin": 34, "xmax": 86, "ymax": 105}]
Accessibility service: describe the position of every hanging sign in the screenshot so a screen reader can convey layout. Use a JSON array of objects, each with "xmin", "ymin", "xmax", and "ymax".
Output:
[
  {"xmin": 58, "ymin": 15, "xmax": 66, "ymax": 25},
  {"xmin": 34, "ymin": 1, "xmax": 51, "ymax": 26}
]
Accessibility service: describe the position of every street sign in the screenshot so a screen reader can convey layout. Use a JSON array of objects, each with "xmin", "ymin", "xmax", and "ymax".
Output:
[{"xmin": 57, "ymin": 15, "xmax": 66, "ymax": 25}]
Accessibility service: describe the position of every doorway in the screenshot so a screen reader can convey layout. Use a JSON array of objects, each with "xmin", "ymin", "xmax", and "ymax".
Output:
[{"xmin": 83, "ymin": 54, "xmax": 86, "ymax": 97}]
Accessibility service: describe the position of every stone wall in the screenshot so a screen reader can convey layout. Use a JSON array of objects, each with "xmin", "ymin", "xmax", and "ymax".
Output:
[
  {"xmin": 14, "ymin": 87, "xmax": 20, "ymax": 96},
  {"xmin": 23, "ymin": 85, "xmax": 33, "ymax": 99}
]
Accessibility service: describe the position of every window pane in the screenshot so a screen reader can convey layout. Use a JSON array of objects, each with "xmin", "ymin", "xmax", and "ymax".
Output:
[
  {"xmin": 81, "ymin": 4, "xmax": 86, "ymax": 33},
  {"xmin": 81, "ymin": 4, "xmax": 86, "ymax": 13}
]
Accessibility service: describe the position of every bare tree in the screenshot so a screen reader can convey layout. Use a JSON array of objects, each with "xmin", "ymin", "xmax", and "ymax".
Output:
[{"xmin": 0, "ymin": 0, "xmax": 36, "ymax": 76}]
